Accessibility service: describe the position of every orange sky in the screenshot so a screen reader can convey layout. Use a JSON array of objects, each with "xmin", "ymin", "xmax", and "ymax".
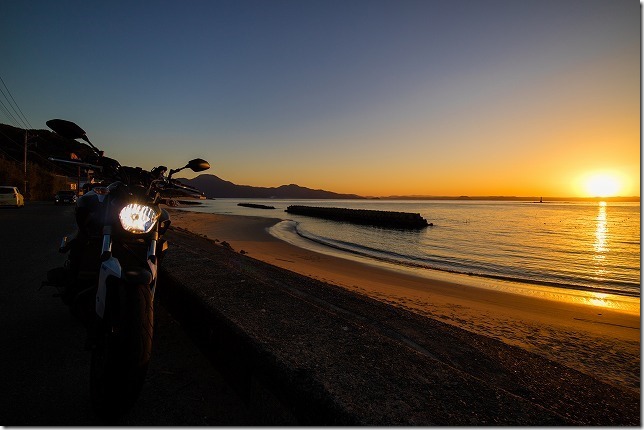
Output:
[
  {"xmin": 202, "ymin": 47, "xmax": 640, "ymax": 197},
  {"xmin": 184, "ymin": 7, "xmax": 640, "ymax": 198},
  {"xmin": 5, "ymin": 1, "xmax": 640, "ymax": 198}
]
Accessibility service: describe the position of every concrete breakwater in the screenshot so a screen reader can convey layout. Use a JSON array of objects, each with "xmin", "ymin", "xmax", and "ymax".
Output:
[
  {"xmin": 238, "ymin": 203, "xmax": 276, "ymax": 209},
  {"xmin": 285, "ymin": 205, "xmax": 431, "ymax": 229}
]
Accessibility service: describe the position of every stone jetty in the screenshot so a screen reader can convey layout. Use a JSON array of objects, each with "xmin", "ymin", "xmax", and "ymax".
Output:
[
  {"xmin": 238, "ymin": 203, "xmax": 276, "ymax": 209},
  {"xmin": 285, "ymin": 205, "xmax": 431, "ymax": 229}
]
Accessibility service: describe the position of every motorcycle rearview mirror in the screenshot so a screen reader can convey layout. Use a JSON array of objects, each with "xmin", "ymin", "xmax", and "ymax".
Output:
[
  {"xmin": 187, "ymin": 158, "xmax": 210, "ymax": 172},
  {"xmin": 46, "ymin": 119, "xmax": 86, "ymax": 140},
  {"xmin": 168, "ymin": 158, "xmax": 210, "ymax": 178},
  {"xmin": 46, "ymin": 119, "xmax": 103, "ymax": 156}
]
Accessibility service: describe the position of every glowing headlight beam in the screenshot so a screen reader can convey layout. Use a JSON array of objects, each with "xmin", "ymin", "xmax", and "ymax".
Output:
[{"xmin": 119, "ymin": 203, "xmax": 160, "ymax": 234}]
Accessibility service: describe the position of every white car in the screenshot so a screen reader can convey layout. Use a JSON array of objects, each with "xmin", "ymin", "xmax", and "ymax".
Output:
[{"xmin": 0, "ymin": 186, "xmax": 25, "ymax": 207}]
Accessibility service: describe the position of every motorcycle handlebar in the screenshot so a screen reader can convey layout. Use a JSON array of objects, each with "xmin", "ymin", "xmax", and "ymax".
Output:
[{"xmin": 79, "ymin": 161, "xmax": 205, "ymax": 200}]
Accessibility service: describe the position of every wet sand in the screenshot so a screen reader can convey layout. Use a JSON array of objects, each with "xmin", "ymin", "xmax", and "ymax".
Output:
[{"xmin": 167, "ymin": 209, "xmax": 640, "ymax": 392}]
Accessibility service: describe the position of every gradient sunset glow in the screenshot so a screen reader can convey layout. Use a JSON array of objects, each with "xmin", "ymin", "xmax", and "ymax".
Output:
[{"xmin": 2, "ymin": 0, "xmax": 639, "ymax": 198}]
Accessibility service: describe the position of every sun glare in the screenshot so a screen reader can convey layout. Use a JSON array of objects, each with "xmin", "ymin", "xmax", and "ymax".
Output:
[{"xmin": 583, "ymin": 173, "xmax": 621, "ymax": 197}]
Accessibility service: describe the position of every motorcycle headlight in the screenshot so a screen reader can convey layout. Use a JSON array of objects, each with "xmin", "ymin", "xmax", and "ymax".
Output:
[{"xmin": 119, "ymin": 203, "xmax": 160, "ymax": 234}]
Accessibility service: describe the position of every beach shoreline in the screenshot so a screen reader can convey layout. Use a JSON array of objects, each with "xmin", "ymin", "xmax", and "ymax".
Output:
[{"xmin": 167, "ymin": 208, "xmax": 640, "ymax": 391}]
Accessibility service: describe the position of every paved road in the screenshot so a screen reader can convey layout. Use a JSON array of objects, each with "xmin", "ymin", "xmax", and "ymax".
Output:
[{"xmin": 0, "ymin": 201, "xmax": 253, "ymax": 425}]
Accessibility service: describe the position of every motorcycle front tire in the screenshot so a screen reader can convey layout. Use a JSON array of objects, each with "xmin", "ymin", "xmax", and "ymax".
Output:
[{"xmin": 90, "ymin": 281, "xmax": 153, "ymax": 421}]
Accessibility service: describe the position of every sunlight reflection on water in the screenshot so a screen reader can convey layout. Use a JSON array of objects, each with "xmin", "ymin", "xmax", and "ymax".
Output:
[
  {"xmin": 594, "ymin": 202, "xmax": 608, "ymax": 254},
  {"xmin": 593, "ymin": 202, "xmax": 608, "ymax": 277},
  {"xmin": 578, "ymin": 292, "xmax": 640, "ymax": 314}
]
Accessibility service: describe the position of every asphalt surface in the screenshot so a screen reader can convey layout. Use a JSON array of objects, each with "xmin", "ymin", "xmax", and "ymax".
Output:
[{"xmin": 0, "ymin": 201, "xmax": 253, "ymax": 425}]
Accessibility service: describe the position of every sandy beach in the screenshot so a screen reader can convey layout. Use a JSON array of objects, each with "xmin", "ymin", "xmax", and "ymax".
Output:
[{"xmin": 167, "ymin": 208, "xmax": 640, "ymax": 392}]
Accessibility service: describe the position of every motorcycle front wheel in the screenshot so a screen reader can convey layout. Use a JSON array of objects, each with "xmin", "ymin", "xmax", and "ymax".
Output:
[{"xmin": 90, "ymin": 281, "xmax": 153, "ymax": 421}]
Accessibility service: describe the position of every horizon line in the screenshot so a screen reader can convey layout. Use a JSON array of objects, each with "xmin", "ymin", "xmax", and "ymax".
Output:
[{"xmin": 365, "ymin": 195, "xmax": 641, "ymax": 201}]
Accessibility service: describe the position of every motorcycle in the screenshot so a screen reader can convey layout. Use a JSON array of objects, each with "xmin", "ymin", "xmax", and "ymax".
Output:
[{"xmin": 42, "ymin": 119, "xmax": 210, "ymax": 419}]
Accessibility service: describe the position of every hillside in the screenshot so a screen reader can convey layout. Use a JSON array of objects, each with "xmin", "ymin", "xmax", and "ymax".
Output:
[
  {"xmin": 0, "ymin": 123, "xmax": 96, "ymax": 198},
  {"xmin": 0, "ymin": 123, "xmax": 96, "ymax": 170},
  {"xmin": 178, "ymin": 174, "xmax": 364, "ymax": 199}
]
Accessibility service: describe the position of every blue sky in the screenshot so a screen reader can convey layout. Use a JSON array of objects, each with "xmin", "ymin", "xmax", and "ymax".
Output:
[{"xmin": 1, "ymin": 0, "xmax": 640, "ymax": 196}]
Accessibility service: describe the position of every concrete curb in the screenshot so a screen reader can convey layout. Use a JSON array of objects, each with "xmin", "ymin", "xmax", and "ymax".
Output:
[{"xmin": 158, "ymin": 266, "xmax": 358, "ymax": 425}]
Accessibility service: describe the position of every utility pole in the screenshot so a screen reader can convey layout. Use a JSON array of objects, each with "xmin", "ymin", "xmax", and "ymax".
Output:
[
  {"xmin": 23, "ymin": 130, "xmax": 37, "ymax": 199},
  {"xmin": 23, "ymin": 130, "xmax": 27, "ymax": 198}
]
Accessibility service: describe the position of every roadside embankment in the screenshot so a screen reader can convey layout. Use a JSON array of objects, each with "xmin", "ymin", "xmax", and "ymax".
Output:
[{"xmin": 157, "ymin": 226, "xmax": 639, "ymax": 425}]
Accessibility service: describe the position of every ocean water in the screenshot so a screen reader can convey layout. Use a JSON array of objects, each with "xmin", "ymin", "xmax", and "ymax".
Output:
[{"xmin": 181, "ymin": 199, "xmax": 640, "ymax": 299}]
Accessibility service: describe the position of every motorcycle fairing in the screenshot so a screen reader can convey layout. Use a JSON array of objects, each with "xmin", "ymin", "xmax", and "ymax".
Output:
[{"xmin": 96, "ymin": 256, "xmax": 121, "ymax": 318}]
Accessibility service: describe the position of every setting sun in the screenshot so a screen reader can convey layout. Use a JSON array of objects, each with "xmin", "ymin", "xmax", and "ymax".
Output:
[{"xmin": 584, "ymin": 173, "xmax": 621, "ymax": 197}]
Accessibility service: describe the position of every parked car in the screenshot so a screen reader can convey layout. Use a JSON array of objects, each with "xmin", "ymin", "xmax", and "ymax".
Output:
[
  {"xmin": 54, "ymin": 190, "xmax": 77, "ymax": 205},
  {"xmin": 0, "ymin": 186, "xmax": 25, "ymax": 208}
]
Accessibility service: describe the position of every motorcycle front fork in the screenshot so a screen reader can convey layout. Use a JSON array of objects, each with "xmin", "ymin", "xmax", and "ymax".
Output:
[{"xmin": 96, "ymin": 226, "xmax": 160, "ymax": 319}]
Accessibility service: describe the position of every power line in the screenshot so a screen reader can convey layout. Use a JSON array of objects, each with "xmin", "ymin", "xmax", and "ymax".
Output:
[
  {"xmin": 0, "ymin": 128, "xmax": 76, "ymax": 176},
  {"xmin": 0, "ymin": 86, "xmax": 29, "ymax": 129},
  {"xmin": 0, "ymin": 97, "xmax": 22, "ymax": 127},
  {"xmin": 0, "ymin": 75, "xmax": 32, "ymax": 129}
]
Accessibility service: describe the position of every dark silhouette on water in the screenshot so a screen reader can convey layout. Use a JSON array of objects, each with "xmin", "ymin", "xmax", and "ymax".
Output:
[
  {"xmin": 285, "ymin": 205, "xmax": 431, "ymax": 229},
  {"xmin": 238, "ymin": 203, "xmax": 276, "ymax": 209}
]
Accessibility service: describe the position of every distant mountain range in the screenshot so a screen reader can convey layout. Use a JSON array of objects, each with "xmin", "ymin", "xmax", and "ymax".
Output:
[
  {"xmin": 178, "ymin": 174, "xmax": 641, "ymax": 202},
  {"xmin": 178, "ymin": 174, "xmax": 365, "ymax": 199}
]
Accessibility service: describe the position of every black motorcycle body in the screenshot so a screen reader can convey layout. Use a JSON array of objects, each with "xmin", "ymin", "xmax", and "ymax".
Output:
[{"xmin": 44, "ymin": 119, "xmax": 209, "ymax": 419}]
